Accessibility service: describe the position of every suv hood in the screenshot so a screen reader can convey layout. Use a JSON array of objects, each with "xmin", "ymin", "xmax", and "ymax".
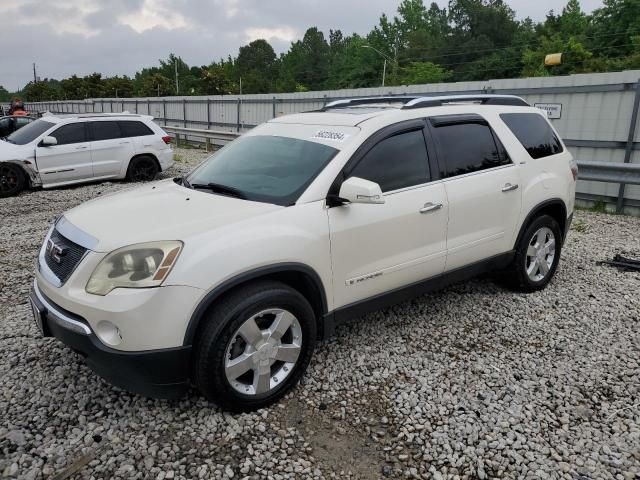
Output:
[
  {"xmin": 63, "ymin": 179, "xmax": 282, "ymax": 252},
  {"xmin": 0, "ymin": 140, "xmax": 32, "ymax": 160}
]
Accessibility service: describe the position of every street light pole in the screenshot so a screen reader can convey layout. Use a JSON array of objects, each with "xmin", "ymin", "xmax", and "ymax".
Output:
[{"xmin": 361, "ymin": 45, "xmax": 392, "ymax": 87}]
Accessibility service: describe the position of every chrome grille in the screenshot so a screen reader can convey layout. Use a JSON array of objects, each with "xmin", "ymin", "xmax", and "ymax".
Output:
[{"xmin": 43, "ymin": 228, "xmax": 87, "ymax": 284}]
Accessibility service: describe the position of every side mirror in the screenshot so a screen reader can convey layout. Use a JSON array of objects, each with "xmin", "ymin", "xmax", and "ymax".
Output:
[
  {"xmin": 40, "ymin": 136, "xmax": 57, "ymax": 147},
  {"xmin": 338, "ymin": 177, "xmax": 385, "ymax": 205}
]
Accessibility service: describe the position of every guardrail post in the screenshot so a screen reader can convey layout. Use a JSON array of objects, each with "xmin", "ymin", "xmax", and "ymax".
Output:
[
  {"xmin": 206, "ymin": 99, "xmax": 211, "ymax": 129},
  {"xmin": 121, "ymin": 100, "xmax": 125, "ymax": 112},
  {"xmin": 616, "ymin": 78, "xmax": 640, "ymax": 213},
  {"xmin": 272, "ymin": 96, "xmax": 276, "ymax": 118},
  {"xmin": 183, "ymin": 99, "xmax": 187, "ymax": 128},
  {"xmin": 162, "ymin": 99, "xmax": 167, "ymax": 125},
  {"xmin": 134, "ymin": 100, "xmax": 138, "ymax": 114},
  {"xmin": 176, "ymin": 133, "xmax": 180, "ymax": 147},
  {"xmin": 147, "ymin": 99, "xmax": 150, "ymax": 116},
  {"xmin": 205, "ymin": 138, "xmax": 211, "ymax": 152},
  {"xmin": 236, "ymin": 98, "xmax": 241, "ymax": 132}
]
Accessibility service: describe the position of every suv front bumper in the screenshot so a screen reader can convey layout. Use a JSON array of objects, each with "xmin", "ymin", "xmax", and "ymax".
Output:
[{"xmin": 29, "ymin": 280, "xmax": 191, "ymax": 399}]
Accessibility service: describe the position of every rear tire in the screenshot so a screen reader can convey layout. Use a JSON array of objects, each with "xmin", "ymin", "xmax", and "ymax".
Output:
[
  {"xmin": 0, "ymin": 163, "xmax": 26, "ymax": 198},
  {"xmin": 504, "ymin": 214, "xmax": 562, "ymax": 292},
  {"xmin": 193, "ymin": 281, "xmax": 317, "ymax": 412},
  {"xmin": 126, "ymin": 155, "xmax": 159, "ymax": 182}
]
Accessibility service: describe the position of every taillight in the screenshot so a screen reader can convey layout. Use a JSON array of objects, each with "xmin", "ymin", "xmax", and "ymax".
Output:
[{"xmin": 162, "ymin": 135, "xmax": 171, "ymax": 145}]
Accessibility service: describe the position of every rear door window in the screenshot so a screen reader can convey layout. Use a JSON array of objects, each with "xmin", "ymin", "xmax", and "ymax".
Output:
[
  {"xmin": 431, "ymin": 119, "xmax": 510, "ymax": 178},
  {"xmin": 500, "ymin": 113, "xmax": 563, "ymax": 159},
  {"xmin": 118, "ymin": 121, "xmax": 154, "ymax": 137},
  {"xmin": 90, "ymin": 121, "xmax": 122, "ymax": 141},
  {"xmin": 348, "ymin": 129, "xmax": 430, "ymax": 192},
  {"xmin": 50, "ymin": 123, "xmax": 87, "ymax": 145}
]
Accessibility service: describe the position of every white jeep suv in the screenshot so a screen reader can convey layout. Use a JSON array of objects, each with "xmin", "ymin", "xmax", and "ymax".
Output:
[
  {"xmin": 29, "ymin": 95, "xmax": 577, "ymax": 411},
  {"xmin": 0, "ymin": 113, "xmax": 173, "ymax": 197}
]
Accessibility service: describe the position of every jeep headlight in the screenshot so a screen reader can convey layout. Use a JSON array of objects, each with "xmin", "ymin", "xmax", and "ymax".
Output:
[{"xmin": 86, "ymin": 241, "xmax": 183, "ymax": 295}]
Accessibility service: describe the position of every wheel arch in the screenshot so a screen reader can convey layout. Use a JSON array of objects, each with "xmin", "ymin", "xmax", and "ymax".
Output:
[
  {"xmin": 514, "ymin": 198, "xmax": 568, "ymax": 249},
  {"xmin": 183, "ymin": 263, "xmax": 330, "ymax": 347},
  {"xmin": 127, "ymin": 152, "xmax": 161, "ymax": 175},
  {"xmin": 2, "ymin": 160, "xmax": 39, "ymax": 189}
]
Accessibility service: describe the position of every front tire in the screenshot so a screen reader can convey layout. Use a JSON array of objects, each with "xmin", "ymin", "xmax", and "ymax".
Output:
[
  {"xmin": 0, "ymin": 163, "xmax": 26, "ymax": 198},
  {"xmin": 193, "ymin": 281, "xmax": 317, "ymax": 412},
  {"xmin": 505, "ymin": 214, "xmax": 562, "ymax": 292},
  {"xmin": 126, "ymin": 155, "xmax": 159, "ymax": 182}
]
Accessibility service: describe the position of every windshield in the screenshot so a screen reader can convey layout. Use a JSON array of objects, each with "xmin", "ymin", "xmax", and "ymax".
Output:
[
  {"xmin": 186, "ymin": 135, "xmax": 338, "ymax": 205},
  {"xmin": 5, "ymin": 119, "xmax": 54, "ymax": 145}
]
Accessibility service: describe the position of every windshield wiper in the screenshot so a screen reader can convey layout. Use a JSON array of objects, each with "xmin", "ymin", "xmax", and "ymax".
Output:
[{"xmin": 190, "ymin": 182, "xmax": 247, "ymax": 199}]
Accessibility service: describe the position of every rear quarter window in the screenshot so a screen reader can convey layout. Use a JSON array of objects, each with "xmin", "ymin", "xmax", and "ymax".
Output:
[
  {"xmin": 118, "ymin": 121, "xmax": 154, "ymax": 137},
  {"xmin": 500, "ymin": 113, "xmax": 563, "ymax": 159}
]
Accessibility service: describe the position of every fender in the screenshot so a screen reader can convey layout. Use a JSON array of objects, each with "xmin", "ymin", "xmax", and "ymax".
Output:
[
  {"xmin": 182, "ymin": 262, "xmax": 329, "ymax": 346},
  {"xmin": 513, "ymin": 198, "xmax": 568, "ymax": 249},
  {"xmin": 5, "ymin": 159, "xmax": 42, "ymax": 187}
]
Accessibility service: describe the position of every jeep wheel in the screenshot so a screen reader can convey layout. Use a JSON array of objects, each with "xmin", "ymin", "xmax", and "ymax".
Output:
[
  {"xmin": 126, "ymin": 156, "xmax": 159, "ymax": 182},
  {"xmin": 193, "ymin": 281, "xmax": 316, "ymax": 411},
  {"xmin": 505, "ymin": 214, "xmax": 562, "ymax": 292},
  {"xmin": 0, "ymin": 163, "xmax": 26, "ymax": 198}
]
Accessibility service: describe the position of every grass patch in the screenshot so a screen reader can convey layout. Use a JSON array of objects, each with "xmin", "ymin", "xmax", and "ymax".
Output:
[
  {"xmin": 571, "ymin": 219, "xmax": 589, "ymax": 233},
  {"xmin": 173, "ymin": 153, "xmax": 184, "ymax": 163}
]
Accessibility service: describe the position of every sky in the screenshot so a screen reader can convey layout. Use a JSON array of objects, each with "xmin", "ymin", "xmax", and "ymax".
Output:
[{"xmin": 0, "ymin": 0, "xmax": 605, "ymax": 91}]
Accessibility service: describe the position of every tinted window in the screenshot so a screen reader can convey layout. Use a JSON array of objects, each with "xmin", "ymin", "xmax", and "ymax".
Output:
[
  {"xmin": 433, "ymin": 122, "xmax": 509, "ymax": 178},
  {"xmin": 91, "ymin": 121, "xmax": 122, "ymax": 141},
  {"xmin": 5, "ymin": 119, "xmax": 55, "ymax": 145},
  {"xmin": 187, "ymin": 135, "xmax": 338, "ymax": 206},
  {"xmin": 15, "ymin": 117, "xmax": 32, "ymax": 127},
  {"xmin": 501, "ymin": 113, "xmax": 563, "ymax": 159},
  {"xmin": 349, "ymin": 130, "xmax": 429, "ymax": 192},
  {"xmin": 118, "ymin": 121, "xmax": 153, "ymax": 137},
  {"xmin": 50, "ymin": 123, "xmax": 87, "ymax": 145}
]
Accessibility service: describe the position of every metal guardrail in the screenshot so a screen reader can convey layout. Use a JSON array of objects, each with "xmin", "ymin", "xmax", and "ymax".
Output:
[
  {"xmin": 163, "ymin": 125, "xmax": 240, "ymax": 150},
  {"xmin": 577, "ymin": 161, "xmax": 640, "ymax": 185}
]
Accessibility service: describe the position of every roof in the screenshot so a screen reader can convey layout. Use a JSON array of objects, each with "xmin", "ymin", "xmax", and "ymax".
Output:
[
  {"xmin": 269, "ymin": 94, "xmax": 530, "ymax": 128},
  {"xmin": 41, "ymin": 112, "xmax": 152, "ymax": 121}
]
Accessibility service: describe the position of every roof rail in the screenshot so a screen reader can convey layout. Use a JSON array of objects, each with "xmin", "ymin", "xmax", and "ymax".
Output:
[
  {"xmin": 323, "ymin": 96, "xmax": 417, "ymax": 110},
  {"xmin": 402, "ymin": 94, "xmax": 528, "ymax": 109}
]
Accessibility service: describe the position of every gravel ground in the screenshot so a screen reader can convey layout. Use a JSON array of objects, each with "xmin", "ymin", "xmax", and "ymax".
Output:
[{"xmin": 1, "ymin": 146, "xmax": 639, "ymax": 479}]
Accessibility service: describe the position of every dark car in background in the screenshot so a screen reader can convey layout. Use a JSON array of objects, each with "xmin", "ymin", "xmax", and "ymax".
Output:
[{"xmin": 0, "ymin": 116, "xmax": 35, "ymax": 138}]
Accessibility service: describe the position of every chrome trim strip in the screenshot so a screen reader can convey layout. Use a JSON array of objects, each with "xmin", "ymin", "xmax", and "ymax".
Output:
[
  {"xmin": 56, "ymin": 216, "xmax": 99, "ymax": 250},
  {"xmin": 33, "ymin": 279, "xmax": 92, "ymax": 335},
  {"xmin": 38, "ymin": 225, "xmax": 62, "ymax": 288}
]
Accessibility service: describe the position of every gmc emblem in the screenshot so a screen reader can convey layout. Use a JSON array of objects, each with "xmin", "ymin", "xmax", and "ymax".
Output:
[{"xmin": 46, "ymin": 239, "xmax": 68, "ymax": 264}]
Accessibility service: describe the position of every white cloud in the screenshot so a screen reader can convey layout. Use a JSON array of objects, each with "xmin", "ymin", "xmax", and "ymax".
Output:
[
  {"xmin": 245, "ymin": 26, "xmax": 299, "ymax": 44},
  {"xmin": 118, "ymin": 0, "xmax": 189, "ymax": 33}
]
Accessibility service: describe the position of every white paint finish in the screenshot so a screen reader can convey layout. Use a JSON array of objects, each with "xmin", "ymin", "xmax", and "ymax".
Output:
[
  {"xmin": 36, "ymin": 140, "xmax": 93, "ymax": 186},
  {"xmin": 328, "ymin": 182, "xmax": 448, "ymax": 307},
  {"xmin": 90, "ymin": 137, "xmax": 135, "ymax": 177},
  {"xmin": 443, "ymin": 165, "xmax": 522, "ymax": 271}
]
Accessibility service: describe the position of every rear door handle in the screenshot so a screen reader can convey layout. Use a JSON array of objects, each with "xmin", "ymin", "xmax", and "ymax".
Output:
[
  {"xmin": 502, "ymin": 183, "xmax": 519, "ymax": 192},
  {"xmin": 75, "ymin": 145, "xmax": 89, "ymax": 150},
  {"xmin": 419, "ymin": 202, "xmax": 443, "ymax": 214},
  {"xmin": 119, "ymin": 141, "xmax": 131, "ymax": 145}
]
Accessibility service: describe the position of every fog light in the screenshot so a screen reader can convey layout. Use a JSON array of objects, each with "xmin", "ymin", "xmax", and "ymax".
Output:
[{"xmin": 96, "ymin": 321, "xmax": 123, "ymax": 346}]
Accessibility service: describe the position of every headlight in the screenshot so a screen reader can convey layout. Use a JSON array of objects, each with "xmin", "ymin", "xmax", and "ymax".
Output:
[{"xmin": 86, "ymin": 241, "xmax": 183, "ymax": 296}]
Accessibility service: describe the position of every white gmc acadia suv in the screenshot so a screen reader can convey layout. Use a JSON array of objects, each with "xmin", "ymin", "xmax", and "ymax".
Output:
[
  {"xmin": 29, "ymin": 95, "xmax": 577, "ymax": 411},
  {"xmin": 0, "ymin": 113, "xmax": 173, "ymax": 197}
]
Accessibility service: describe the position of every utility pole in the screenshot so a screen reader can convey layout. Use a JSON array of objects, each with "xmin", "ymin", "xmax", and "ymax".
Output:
[
  {"xmin": 33, "ymin": 63, "xmax": 37, "ymax": 83},
  {"xmin": 239, "ymin": 77, "xmax": 242, "ymax": 95},
  {"xmin": 175, "ymin": 58, "xmax": 179, "ymax": 94}
]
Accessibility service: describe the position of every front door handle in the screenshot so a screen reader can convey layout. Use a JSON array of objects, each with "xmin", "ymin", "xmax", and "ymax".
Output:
[
  {"xmin": 502, "ymin": 183, "xmax": 519, "ymax": 192},
  {"xmin": 419, "ymin": 202, "xmax": 443, "ymax": 214},
  {"xmin": 75, "ymin": 145, "xmax": 88, "ymax": 150}
]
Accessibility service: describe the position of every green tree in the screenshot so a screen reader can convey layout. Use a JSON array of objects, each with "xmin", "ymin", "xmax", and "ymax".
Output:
[
  {"xmin": 0, "ymin": 86, "xmax": 13, "ymax": 102},
  {"xmin": 139, "ymin": 73, "xmax": 174, "ymax": 97},
  {"xmin": 103, "ymin": 76, "xmax": 135, "ymax": 98},
  {"xmin": 22, "ymin": 81, "xmax": 59, "ymax": 102},
  {"xmin": 236, "ymin": 39, "xmax": 277, "ymax": 93},
  {"xmin": 399, "ymin": 61, "xmax": 451, "ymax": 84}
]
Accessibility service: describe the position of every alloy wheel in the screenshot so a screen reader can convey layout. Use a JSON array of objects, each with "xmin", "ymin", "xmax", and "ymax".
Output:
[
  {"xmin": 0, "ymin": 165, "xmax": 19, "ymax": 194},
  {"xmin": 224, "ymin": 308, "xmax": 302, "ymax": 396},
  {"xmin": 525, "ymin": 227, "xmax": 556, "ymax": 282}
]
